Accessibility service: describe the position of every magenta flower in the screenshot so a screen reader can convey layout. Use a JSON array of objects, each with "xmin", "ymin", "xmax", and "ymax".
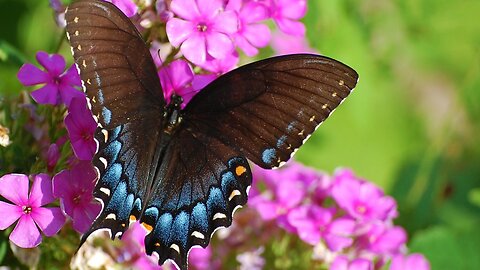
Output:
[
  {"xmin": 288, "ymin": 205, "xmax": 355, "ymax": 251},
  {"xmin": 119, "ymin": 222, "xmax": 161, "ymax": 269},
  {"xmin": 159, "ymin": 59, "xmax": 199, "ymax": 108},
  {"xmin": 226, "ymin": 0, "xmax": 271, "ymax": 56},
  {"xmin": 64, "ymin": 97, "xmax": 97, "ymax": 161},
  {"xmin": 0, "ymin": 174, "xmax": 65, "ymax": 248},
  {"xmin": 358, "ymin": 223, "xmax": 407, "ymax": 255},
  {"xmin": 330, "ymin": 256, "xmax": 373, "ymax": 270},
  {"xmin": 105, "ymin": 0, "xmax": 138, "ymax": 17},
  {"xmin": 189, "ymin": 246, "xmax": 216, "ymax": 270},
  {"xmin": 390, "ymin": 253, "xmax": 430, "ymax": 270},
  {"xmin": 46, "ymin": 143, "xmax": 60, "ymax": 172},
  {"xmin": 270, "ymin": 30, "xmax": 317, "ymax": 55},
  {"xmin": 200, "ymin": 51, "xmax": 239, "ymax": 75},
  {"xmin": 53, "ymin": 161, "xmax": 101, "ymax": 233},
  {"xmin": 17, "ymin": 51, "xmax": 84, "ymax": 107},
  {"xmin": 270, "ymin": 0, "xmax": 307, "ymax": 36},
  {"xmin": 331, "ymin": 169, "xmax": 397, "ymax": 222},
  {"xmin": 166, "ymin": 0, "xmax": 238, "ymax": 65}
]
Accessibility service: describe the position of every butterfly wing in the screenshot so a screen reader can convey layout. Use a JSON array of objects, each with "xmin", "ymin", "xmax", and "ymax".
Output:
[
  {"xmin": 65, "ymin": 0, "xmax": 164, "ymax": 128},
  {"xmin": 184, "ymin": 54, "xmax": 359, "ymax": 168},
  {"xmin": 65, "ymin": 0, "xmax": 164, "ymax": 238},
  {"xmin": 142, "ymin": 55, "xmax": 358, "ymax": 269}
]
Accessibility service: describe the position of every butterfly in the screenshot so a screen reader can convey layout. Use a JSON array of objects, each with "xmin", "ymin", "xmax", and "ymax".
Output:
[{"xmin": 65, "ymin": 0, "xmax": 358, "ymax": 269}]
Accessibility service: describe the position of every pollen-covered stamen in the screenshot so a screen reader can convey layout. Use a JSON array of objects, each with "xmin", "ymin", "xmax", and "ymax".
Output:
[
  {"xmin": 22, "ymin": 205, "xmax": 33, "ymax": 214},
  {"xmin": 197, "ymin": 23, "xmax": 208, "ymax": 32}
]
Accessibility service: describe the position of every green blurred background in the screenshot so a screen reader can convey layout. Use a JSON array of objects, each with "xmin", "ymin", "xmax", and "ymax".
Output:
[{"xmin": 1, "ymin": 0, "xmax": 479, "ymax": 269}]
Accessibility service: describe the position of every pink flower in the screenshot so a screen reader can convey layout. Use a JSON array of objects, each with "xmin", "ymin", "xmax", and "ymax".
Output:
[
  {"xmin": 0, "ymin": 174, "xmax": 65, "ymax": 248},
  {"xmin": 119, "ymin": 222, "xmax": 161, "ymax": 269},
  {"xmin": 17, "ymin": 51, "xmax": 83, "ymax": 107},
  {"xmin": 330, "ymin": 256, "xmax": 373, "ymax": 270},
  {"xmin": 105, "ymin": 0, "xmax": 138, "ymax": 17},
  {"xmin": 390, "ymin": 253, "xmax": 430, "ymax": 270},
  {"xmin": 200, "ymin": 52, "xmax": 239, "ymax": 75},
  {"xmin": 166, "ymin": 0, "xmax": 238, "ymax": 65},
  {"xmin": 189, "ymin": 246, "xmax": 217, "ymax": 270},
  {"xmin": 358, "ymin": 223, "xmax": 407, "ymax": 255},
  {"xmin": 331, "ymin": 169, "xmax": 397, "ymax": 222},
  {"xmin": 226, "ymin": 0, "xmax": 271, "ymax": 56},
  {"xmin": 64, "ymin": 97, "xmax": 97, "ymax": 161},
  {"xmin": 270, "ymin": 0, "xmax": 307, "ymax": 36},
  {"xmin": 159, "ymin": 59, "xmax": 198, "ymax": 108},
  {"xmin": 46, "ymin": 143, "xmax": 60, "ymax": 172},
  {"xmin": 236, "ymin": 247, "xmax": 265, "ymax": 270},
  {"xmin": 288, "ymin": 205, "xmax": 355, "ymax": 251},
  {"xmin": 53, "ymin": 161, "xmax": 101, "ymax": 233},
  {"xmin": 270, "ymin": 30, "xmax": 316, "ymax": 55}
]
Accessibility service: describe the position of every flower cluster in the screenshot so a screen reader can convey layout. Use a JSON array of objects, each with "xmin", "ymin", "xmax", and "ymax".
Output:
[{"xmin": 247, "ymin": 162, "xmax": 430, "ymax": 269}]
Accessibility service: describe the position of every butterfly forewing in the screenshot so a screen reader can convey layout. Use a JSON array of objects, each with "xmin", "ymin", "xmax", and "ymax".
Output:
[
  {"xmin": 65, "ymin": 0, "xmax": 164, "ymax": 128},
  {"xmin": 184, "ymin": 54, "xmax": 358, "ymax": 169}
]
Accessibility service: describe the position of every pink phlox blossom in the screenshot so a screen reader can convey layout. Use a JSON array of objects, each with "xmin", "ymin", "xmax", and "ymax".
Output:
[
  {"xmin": 106, "ymin": 0, "xmax": 138, "ymax": 17},
  {"xmin": 119, "ymin": 222, "xmax": 161, "ymax": 269},
  {"xmin": 330, "ymin": 255, "xmax": 373, "ymax": 270},
  {"xmin": 17, "ymin": 51, "xmax": 83, "ymax": 107},
  {"xmin": 357, "ymin": 222, "xmax": 407, "ymax": 255},
  {"xmin": 0, "ymin": 174, "xmax": 65, "ymax": 248},
  {"xmin": 159, "ymin": 59, "xmax": 199, "ymax": 108},
  {"xmin": 288, "ymin": 205, "xmax": 355, "ymax": 251},
  {"xmin": 189, "ymin": 246, "xmax": 218, "ymax": 270},
  {"xmin": 331, "ymin": 169, "xmax": 397, "ymax": 222},
  {"xmin": 52, "ymin": 161, "xmax": 101, "ymax": 233},
  {"xmin": 166, "ymin": 0, "xmax": 238, "ymax": 65},
  {"xmin": 236, "ymin": 247, "xmax": 265, "ymax": 270},
  {"xmin": 64, "ymin": 97, "xmax": 97, "ymax": 161},
  {"xmin": 270, "ymin": 30, "xmax": 317, "ymax": 55},
  {"xmin": 226, "ymin": 0, "xmax": 271, "ymax": 56},
  {"xmin": 270, "ymin": 0, "xmax": 307, "ymax": 36},
  {"xmin": 390, "ymin": 253, "xmax": 430, "ymax": 270}
]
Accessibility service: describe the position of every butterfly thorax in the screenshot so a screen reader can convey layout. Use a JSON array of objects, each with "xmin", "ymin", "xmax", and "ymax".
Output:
[{"xmin": 163, "ymin": 95, "xmax": 184, "ymax": 135}]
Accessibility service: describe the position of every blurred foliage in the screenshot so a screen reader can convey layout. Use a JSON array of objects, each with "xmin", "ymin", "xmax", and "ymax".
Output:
[{"xmin": 0, "ymin": 0, "xmax": 479, "ymax": 269}]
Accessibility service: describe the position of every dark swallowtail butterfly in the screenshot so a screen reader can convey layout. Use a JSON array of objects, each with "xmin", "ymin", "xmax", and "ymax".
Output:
[{"xmin": 65, "ymin": 0, "xmax": 358, "ymax": 269}]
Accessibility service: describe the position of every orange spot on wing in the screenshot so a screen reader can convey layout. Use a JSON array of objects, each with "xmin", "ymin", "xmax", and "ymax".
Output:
[
  {"xmin": 235, "ymin": 165, "xmax": 247, "ymax": 176},
  {"xmin": 141, "ymin": 222, "xmax": 153, "ymax": 232}
]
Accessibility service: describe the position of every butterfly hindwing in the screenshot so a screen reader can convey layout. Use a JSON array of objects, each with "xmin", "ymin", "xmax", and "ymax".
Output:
[
  {"xmin": 184, "ymin": 54, "xmax": 358, "ymax": 169},
  {"xmin": 141, "ymin": 127, "xmax": 252, "ymax": 269},
  {"xmin": 65, "ymin": 0, "xmax": 164, "ymax": 128}
]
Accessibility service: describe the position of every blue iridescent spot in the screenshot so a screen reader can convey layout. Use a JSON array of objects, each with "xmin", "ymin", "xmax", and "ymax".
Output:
[
  {"xmin": 103, "ymin": 163, "xmax": 122, "ymax": 187},
  {"xmin": 207, "ymin": 187, "xmax": 226, "ymax": 215},
  {"xmin": 276, "ymin": 135, "xmax": 288, "ymax": 148},
  {"xmin": 192, "ymin": 203, "xmax": 208, "ymax": 232},
  {"xmin": 97, "ymin": 89, "xmax": 104, "ymax": 104},
  {"xmin": 144, "ymin": 207, "xmax": 159, "ymax": 220},
  {"xmin": 104, "ymin": 140, "xmax": 121, "ymax": 161},
  {"xmin": 262, "ymin": 148, "xmax": 276, "ymax": 164},
  {"xmin": 133, "ymin": 198, "xmax": 142, "ymax": 212},
  {"xmin": 106, "ymin": 181, "xmax": 127, "ymax": 212},
  {"xmin": 172, "ymin": 211, "xmax": 189, "ymax": 247},
  {"xmin": 102, "ymin": 107, "xmax": 112, "ymax": 125},
  {"xmin": 118, "ymin": 193, "xmax": 134, "ymax": 220},
  {"xmin": 221, "ymin": 171, "xmax": 236, "ymax": 195},
  {"xmin": 156, "ymin": 213, "xmax": 173, "ymax": 244},
  {"xmin": 109, "ymin": 126, "xmax": 122, "ymax": 141},
  {"xmin": 287, "ymin": 121, "xmax": 297, "ymax": 132}
]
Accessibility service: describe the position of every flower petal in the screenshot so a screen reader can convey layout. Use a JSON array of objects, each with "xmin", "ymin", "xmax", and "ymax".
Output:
[
  {"xmin": 205, "ymin": 32, "xmax": 234, "ymax": 60},
  {"xmin": 279, "ymin": 0, "xmax": 306, "ymax": 20},
  {"xmin": 31, "ymin": 207, "xmax": 65, "ymax": 236},
  {"xmin": 212, "ymin": 10, "xmax": 238, "ymax": 34},
  {"xmin": 72, "ymin": 202, "xmax": 101, "ymax": 233},
  {"xmin": 0, "ymin": 201, "xmax": 22, "ymax": 229},
  {"xmin": 59, "ymin": 85, "xmax": 86, "ymax": 107},
  {"xmin": 60, "ymin": 64, "xmax": 82, "ymax": 87},
  {"xmin": 243, "ymin": 23, "xmax": 271, "ymax": 48},
  {"xmin": 275, "ymin": 18, "xmax": 305, "ymax": 36},
  {"xmin": 111, "ymin": 0, "xmax": 138, "ymax": 17},
  {"xmin": 30, "ymin": 83, "xmax": 60, "ymax": 105},
  {"xmin": 71, "ymin": 139, "xmax": 96, "ymax": 161},
  {"xmin": 29, "ymin": 174, "xmax": 55, "ymax": 207},
  {"xmin": 17, "ymin": 63, "xmax": 50, "ymax": 86},
  {"xmin": 0, "ymin": 174, "xmax": 29, "ymax": 206},
  {"xmin": 36, "ymin": 51, "xmax": 66, "ymax": 77},
  {"xmin": 197, "ymin": 0, "xmax": 223, "ymax": 20},
  {"xmin": 170, "ymin": 0, "xmax": 201, "ymax": 20},
  {"xmin": 181, "ymin": 34, "xmax": 206, "ymax": 65},
  {"xmin": 166, "ymin": 18, "xmax": 196, "ymax": 47},
  {"xmin": 9, "ymin": 215, "xmax": 42, "ymax": 248}
]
